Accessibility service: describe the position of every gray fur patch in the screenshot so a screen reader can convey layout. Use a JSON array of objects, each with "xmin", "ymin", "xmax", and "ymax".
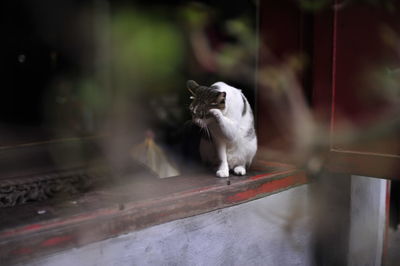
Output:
[
  {"xmin": 245, "ymin": 126, "xmax": 256, "ymax": 139},
  {"xmin": 210, "ymin": 85, "xmax": 218, "ymax": 90},
  {"xmin": 241, "ymin": 94, "xmax": 247, "ymax": 117}
]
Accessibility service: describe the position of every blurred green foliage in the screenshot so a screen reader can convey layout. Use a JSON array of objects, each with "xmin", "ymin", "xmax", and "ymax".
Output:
[
  {"xmin": 111, "ymin": 8, "xmax": 184, "ymax": 93},
  {"xmin": 219, "ymin": 18, "xmax": 257, "ymax": 69},
  {"xmin": 180, "ymin": 2, "xmax": 211, "ymax": 29},
  {"xmin": 298, "ymin": 0, "xmax": 331, "ymax": 11},
  {"xmin": 78, "ymin": 79, "xmax": 108, "ymax": 115}
]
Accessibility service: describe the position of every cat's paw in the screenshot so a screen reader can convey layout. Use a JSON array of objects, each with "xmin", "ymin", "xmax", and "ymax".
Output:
[
  {"xmin": 233, "ymin": 166, "xmax": 246, "ymax": 176},
  {"xmin": 209, "ymin": 109, "xmax": 222, "ymax": 119},
  {"xmin": 216, "ymin": 168, "xmax": 229, "ymax": 178}
]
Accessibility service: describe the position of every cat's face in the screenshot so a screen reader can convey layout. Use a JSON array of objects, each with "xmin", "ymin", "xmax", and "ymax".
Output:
[{"xmin": 187, "ymin": 80, "xmax": 226, "ymax": 127}]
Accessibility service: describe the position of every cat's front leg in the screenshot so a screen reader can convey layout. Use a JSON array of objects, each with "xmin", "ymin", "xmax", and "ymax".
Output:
[
  {"xmin": 214, "ymin": 138, "xmax": 229, "ymax": 178},
  {"xmin": 209, "ymin": 109, "xmax": 237, "ymax": 141}
]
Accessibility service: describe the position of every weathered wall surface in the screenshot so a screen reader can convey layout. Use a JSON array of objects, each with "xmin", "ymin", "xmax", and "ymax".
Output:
[
  {"xmin": 27, "ymin": 185, "xmax": 312, "ymax": 266},
  {"xmin": 348, "ymin": 175, "xmax": 387, "ymax": 266}
]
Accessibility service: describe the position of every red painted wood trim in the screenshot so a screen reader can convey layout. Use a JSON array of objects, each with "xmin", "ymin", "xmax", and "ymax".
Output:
[
  {"xmin": 0, "ymin": 166, "xmax": 308, "ymax": 264},
  {"xmin": 227, "ymin": 172, "xmax": 307, "ymax": 202}
]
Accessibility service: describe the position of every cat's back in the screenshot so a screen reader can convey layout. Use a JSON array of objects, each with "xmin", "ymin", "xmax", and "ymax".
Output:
[
  {"xmin": 211, "ymin": 81, "xmax": 239, "ymax": 94},
  {"xmin": 211, "ymin": 82, "xmax": 248, "ymax": 118}
]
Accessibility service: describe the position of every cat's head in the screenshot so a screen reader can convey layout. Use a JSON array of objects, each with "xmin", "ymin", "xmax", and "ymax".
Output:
[{"xmin": 187, "ymin": 80, "xmax": 226, "ymax": 127}]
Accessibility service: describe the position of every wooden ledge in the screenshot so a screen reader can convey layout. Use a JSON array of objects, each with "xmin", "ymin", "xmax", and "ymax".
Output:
[{"xmin": 0, "ymin": 161, "xmax": 308, "ymax": 264}]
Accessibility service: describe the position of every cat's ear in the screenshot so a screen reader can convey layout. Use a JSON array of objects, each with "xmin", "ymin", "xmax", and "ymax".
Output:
[
  {"xmin": 217, "ymin": 92, "xmax": 226, "ymax": 104},
  {"xmin": 187, "ymin": 80, "xmax": 199, "ymax": 95}
]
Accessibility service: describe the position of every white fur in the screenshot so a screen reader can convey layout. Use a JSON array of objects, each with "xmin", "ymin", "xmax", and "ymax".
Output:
[{"xmin": 199, "ymin": 82, "xmax": 257, "ymax": 177}]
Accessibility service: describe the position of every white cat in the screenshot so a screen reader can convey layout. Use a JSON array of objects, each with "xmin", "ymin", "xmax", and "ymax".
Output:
[{"xmin": 187, "ymin": 80, "xmax": 257, "ymax": 178}]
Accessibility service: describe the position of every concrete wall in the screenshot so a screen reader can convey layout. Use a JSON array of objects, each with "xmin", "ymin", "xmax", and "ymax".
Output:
[
  {"xmin": 27, "ymin": 185, "xmax": 312, "ymax": 266},
  {"xmin": 348, "ymin": 175, "xmax": 387, "ymax": 266}
]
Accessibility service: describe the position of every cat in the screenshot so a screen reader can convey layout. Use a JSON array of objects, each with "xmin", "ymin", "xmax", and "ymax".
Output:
[{"xmin": 187, "ymin": 80, "xmax": 257, "ymax": 178}]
